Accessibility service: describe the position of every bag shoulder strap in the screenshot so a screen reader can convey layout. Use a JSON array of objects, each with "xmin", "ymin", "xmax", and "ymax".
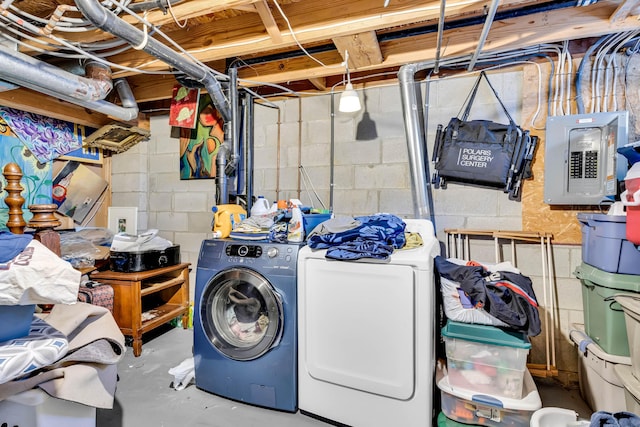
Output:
[{"xmin": 460, "ymin": 71, "xmax": 516, "ymax": 126}]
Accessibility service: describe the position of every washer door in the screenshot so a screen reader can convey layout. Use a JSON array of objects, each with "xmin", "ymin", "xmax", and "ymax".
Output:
[{"xmin": 200, "ymin": 267, "xmax": 283, "ymax": 361}]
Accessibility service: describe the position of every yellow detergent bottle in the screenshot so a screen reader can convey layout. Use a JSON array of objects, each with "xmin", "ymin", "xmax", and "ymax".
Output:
[{"xmin": 211, "ymin": 204, "xmax": 247, "ymax": 238}]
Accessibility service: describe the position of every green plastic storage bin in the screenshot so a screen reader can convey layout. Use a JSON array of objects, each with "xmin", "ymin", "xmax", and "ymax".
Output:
[
  {"xmin": 437, "ymin": 411, "xmax": 480, "ymax": 426},
  {"xmin": 575, "ymin": 262, "xmax": 640, "ymax": 357}
]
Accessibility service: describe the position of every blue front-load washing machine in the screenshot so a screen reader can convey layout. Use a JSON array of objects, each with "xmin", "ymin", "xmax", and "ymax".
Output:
[{"xmin": 193, "ymin": 239, "xmax": 302, "ymax": 412}]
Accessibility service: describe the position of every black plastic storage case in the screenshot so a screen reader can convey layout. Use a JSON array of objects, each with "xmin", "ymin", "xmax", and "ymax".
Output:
[{"xmin": 109, "ymin": 245, "xmax": 181, "ymax": 273}]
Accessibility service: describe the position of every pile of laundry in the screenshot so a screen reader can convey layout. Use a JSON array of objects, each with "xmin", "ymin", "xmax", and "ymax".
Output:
[
  {"xmin": 306, "ymin": 213, "xmax": 416, "ymax": 262},
  {"xmin": 0, "ymin": 230, "xmax": 125, "ymax": 409},
  {"xmin": 435, "ymin": 256, "xmax": 541, "ymax": 337}
]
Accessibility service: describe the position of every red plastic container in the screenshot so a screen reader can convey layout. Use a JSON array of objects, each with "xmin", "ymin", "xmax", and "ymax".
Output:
[{"xmin": 621, "ymin": 163, "xmax": 640, "ymax": 245}]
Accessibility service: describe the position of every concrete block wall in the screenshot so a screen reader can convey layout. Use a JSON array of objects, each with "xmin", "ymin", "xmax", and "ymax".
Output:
[
  {"xmin": 111, "ymin": 68, "xmax": 584, "ymax": 383},
  {"xmin": 111, "ymin": 117, "xmax": 218, "ymax": 296}
]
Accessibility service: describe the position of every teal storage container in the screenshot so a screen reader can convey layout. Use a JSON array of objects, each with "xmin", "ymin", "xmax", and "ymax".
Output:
[{"xmin": 575, "ymin": 262, "xmax": 640, "ymax": 357}]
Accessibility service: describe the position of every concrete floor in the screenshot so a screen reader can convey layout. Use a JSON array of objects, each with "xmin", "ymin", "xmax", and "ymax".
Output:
[{"xmin": 97, "ymin": 326, "xmax": 593, "ymax": 427}]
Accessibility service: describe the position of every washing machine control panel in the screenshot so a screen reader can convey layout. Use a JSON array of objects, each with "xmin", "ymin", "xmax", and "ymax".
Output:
[{"xmin": 225, "ymin": 244, "xmax": 263, "ymax": 258}]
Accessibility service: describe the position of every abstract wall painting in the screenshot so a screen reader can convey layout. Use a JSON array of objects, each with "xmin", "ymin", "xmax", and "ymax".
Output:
[
  {"xmin": 0, "ymin": 107, "xmax": 84, "ymax": 163},
  {"xmin": 179, "ymin": 94, "xmax": 224, "ymax": 180}
]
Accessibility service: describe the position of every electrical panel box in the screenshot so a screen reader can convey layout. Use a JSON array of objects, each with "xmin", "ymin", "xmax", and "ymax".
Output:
[{"xmin": 544, "ymin": 111, "xmax": 628, "ymax": 205}]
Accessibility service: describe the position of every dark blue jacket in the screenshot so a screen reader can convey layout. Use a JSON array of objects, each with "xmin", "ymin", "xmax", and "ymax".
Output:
[{"xmin": 435, "ymin": 256, "xmax": 541, "ymax": 336}]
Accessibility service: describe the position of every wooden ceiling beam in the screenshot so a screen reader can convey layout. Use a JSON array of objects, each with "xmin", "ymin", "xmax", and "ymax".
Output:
[
  {"xmin": 609, "ymin": 0, "xmax": 640, "ymax": 22},
  {"xmin": 308, "ymin": 77, "xmax": 328, "ymax": 91},
  {"xmin": 125, "ymin": 1, "xmax": 640, "ymax": 103},
  {"xmin": 20, "ymin": 0, "xmax": 259, "ymax": 53},
  {"xmin": 333, "ymin": 31, "xmax": 383, "ymax": 69},
  {"xmin": 243, "ymin": 1, "xmax": 640, "ymax": 84},
  {"xmin": 95, "ymin": 0, "xmax": 491, "ymax": 75},
  {"xmin": 254, "ymin": 0, "xmax": 283, "ymax": 43},
  {"xmin": 0, "ymin": 88, "xmax": 113, "ymax": 128}
]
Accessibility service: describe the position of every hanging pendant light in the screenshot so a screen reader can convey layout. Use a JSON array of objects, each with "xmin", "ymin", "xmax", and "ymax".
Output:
[{"xmin": 338, "ymin": 50, "xmax": 361, "ymax": 113}]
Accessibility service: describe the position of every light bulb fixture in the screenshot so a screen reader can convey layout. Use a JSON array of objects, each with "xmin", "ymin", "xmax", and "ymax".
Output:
[
  {"xmin": 339, "ymin": 83, "xmax": 361, "ymax": 113},
  {"xmin": 338, "ymin": 50, "xmax": 361, "ymax": 113}
]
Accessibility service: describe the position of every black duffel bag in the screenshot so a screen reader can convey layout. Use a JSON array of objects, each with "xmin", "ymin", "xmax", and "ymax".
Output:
[{"xmin": 432, "ymin": 71, "xmax": 530, "ymax": 196}]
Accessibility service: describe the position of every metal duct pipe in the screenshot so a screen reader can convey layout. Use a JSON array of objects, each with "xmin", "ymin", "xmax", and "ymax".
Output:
[
  {"xmin": 0, "ymin": 48, "xmax": 138, "ymax": 121},
  {"xmin": 228, "ymin": 67, "xmax": 240, "ymax": 175},
  {"xmin": 398, "ymin": 63, "xmax": 433, "ymax": 221},
  {"xmin": 216, "ymin": 144, "xmax": 229, "ymax": 205},
  {"xmin": 74, "ymin": 0, "xmax": 231, "ymax": 122},
  {"xmin": 245, "ymin": 92, "xmax": 254, "ymax": 215},
  {"xmin": 114, "ymin": 78, "xmax": 138, "ymax": 110},
  {"xmin": 84, "ymin": 60, "xmax": 114, "ymax": 96},
  {"xmin": 0, "ymin": 48, "xmax": 113, "ymax": 102}
]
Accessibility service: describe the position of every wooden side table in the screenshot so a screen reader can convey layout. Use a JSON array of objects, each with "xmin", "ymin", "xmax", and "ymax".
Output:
[{"xmin": 90, "ymin": 263, "xmax": 190, "ymax": 357}]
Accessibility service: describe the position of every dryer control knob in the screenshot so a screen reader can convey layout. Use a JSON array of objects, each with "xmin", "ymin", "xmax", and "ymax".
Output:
[{"xmin": 267, "ymin": 247, "xmax": 278, "ymax": 258}]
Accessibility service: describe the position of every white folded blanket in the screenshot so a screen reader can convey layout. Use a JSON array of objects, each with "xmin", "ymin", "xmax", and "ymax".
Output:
[{"xmin": 0, "ymin": 239, "xmax": 80, "ymax": 305}]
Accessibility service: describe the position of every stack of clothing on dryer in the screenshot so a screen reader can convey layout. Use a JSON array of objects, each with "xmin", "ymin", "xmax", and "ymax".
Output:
[
  {"xmin": 306, "ymin": 213, "xmax": 415, "ymax": 262},
  {"xmin": 434, "ymin": 256, "xmax": 543, "ymax": 426}
]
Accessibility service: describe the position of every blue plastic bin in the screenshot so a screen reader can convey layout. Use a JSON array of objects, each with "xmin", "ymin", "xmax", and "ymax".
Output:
[
  {"xmin": 302, "ymin": 213, "xmax": 331, "ymax": 236},
  {"xmin": 577, "ymin": 213, "xmax": 640, "ymax": 275}
]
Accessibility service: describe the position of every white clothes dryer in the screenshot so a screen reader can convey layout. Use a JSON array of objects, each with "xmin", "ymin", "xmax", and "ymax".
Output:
[{"xmin": 297, "ymin": 219, "xmax": 440, "ymax": 427}]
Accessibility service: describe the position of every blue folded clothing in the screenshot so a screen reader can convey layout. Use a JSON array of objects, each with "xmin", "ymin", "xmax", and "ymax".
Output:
[
  {"xmin": 325, "ymin": 239, "xmax": 394, "ymax": 262},
  {"xmin": 616, "ymin": 412, "xmax": 640, "ymax": 427},
  {"xmin": 0, "ymin": 231, "xmax": 33, "ymax": 263},
  {"xmin": 591, "ymin": 411, "xmax": 640, "ymax": 427}
]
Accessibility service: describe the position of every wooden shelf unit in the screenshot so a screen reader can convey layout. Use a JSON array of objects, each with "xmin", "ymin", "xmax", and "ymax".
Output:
[{"xmin": 90, "ymin": 263, "xmax": 190, "ymax": 357}]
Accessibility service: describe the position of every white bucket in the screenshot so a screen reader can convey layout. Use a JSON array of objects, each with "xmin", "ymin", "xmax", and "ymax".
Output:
[{"xmin": 529, "ymin": 407, "xmax": 589, "ymax": 427}]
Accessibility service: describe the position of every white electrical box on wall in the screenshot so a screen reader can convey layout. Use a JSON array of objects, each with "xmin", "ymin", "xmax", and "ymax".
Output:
[{"xmin": 544, "ymin": 111, "xmax": 629, "ymax": 205}]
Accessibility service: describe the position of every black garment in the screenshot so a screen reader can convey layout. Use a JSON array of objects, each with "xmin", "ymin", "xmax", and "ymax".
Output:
[{"xmin": 434, "ymin": 256, "xmax": 541, "ymax": 336}]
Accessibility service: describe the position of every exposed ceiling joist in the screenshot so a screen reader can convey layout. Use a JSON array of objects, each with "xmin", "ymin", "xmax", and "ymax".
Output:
[
  {"xmin": 609, "ymin": 0, "xmax": 640, "ymax": 22},
  {"xmin": 0, "ymin": 88, "xmax": 114, "ymax": 128},
  {"xmin": 123, "ymin": 0, "xmax": 640, "ymax": 105},
  {"xmin": 253, "ymin": 0, "xmax": 283, "ymax": 43},
  {"xmin": 333, "ymin": 31, "xmax": 383, "ymax": 69},
  {"xmin": 89, "ymin": 0, "xmax": 469, "ymax": 76},
  {"xmin": 308, "ymin": 77, "xmax": 328, "ymax": 90},
  {"xmin": 4, "ymin": 0, "xmax": 640, "ymax": 126}
]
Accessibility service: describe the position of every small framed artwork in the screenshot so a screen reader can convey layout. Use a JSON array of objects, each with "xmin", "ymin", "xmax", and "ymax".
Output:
[
  {"xmin": 169, "ymin": 84, "xmax": 200, "ymax": 129},
  {"xmin": 60, "ymin": 145, "xmax": 103, "ymax": 164},
  {"xmin": 108, "ymin": 207, "xmax": 138, "ymax": 235}
]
